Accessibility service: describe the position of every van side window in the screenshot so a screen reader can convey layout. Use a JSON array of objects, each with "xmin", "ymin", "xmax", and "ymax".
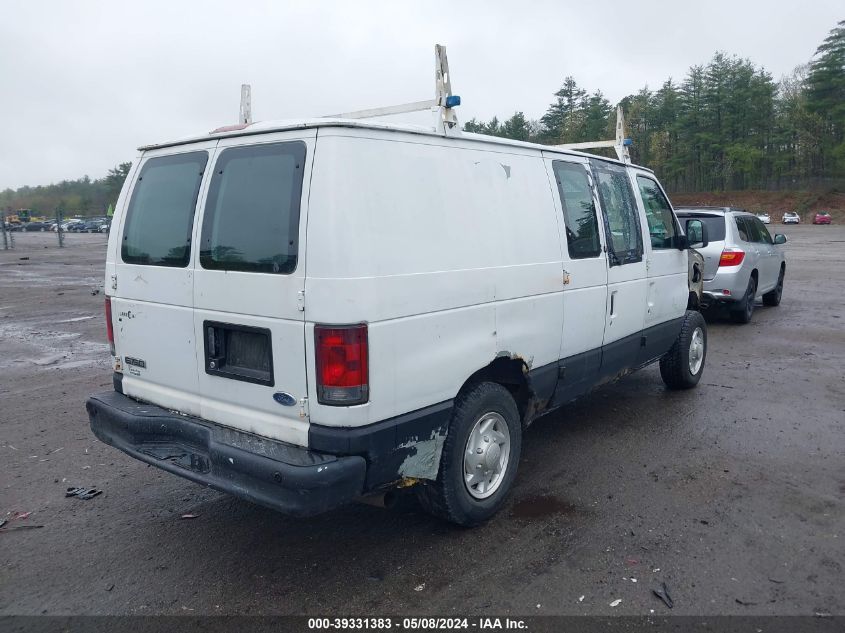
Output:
[
  {"xmin": 200, "ymin": 141, "xmax": 306, "ymax": 274},
  {"xmin": 552, "ymin": 161, "xmax": 602, "ymax": 259},
  {"xmin": 121, "ymin": 152, "xmax": 208, "ymax": 267},
  {"xmin": 635, "ymin": 175, "xmax": 677, "ymax": 249},
  {"xmin": 590, "ymin": 160, "xmax": 643, "ymax": 266}
]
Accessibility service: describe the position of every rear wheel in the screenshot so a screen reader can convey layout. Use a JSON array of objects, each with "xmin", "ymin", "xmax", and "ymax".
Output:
[
  {"xmin": 730, "ymin": 276, "xmax": 757, "ymax": 324},
  {"xmin": 416, "ymin": 382, "xmax": 521, "ymax": 526},
  {"xmin": 660, "ymin": 310, "xmax": 707, "ymax": 390},
  {"xmin": 763, "ymin": 267, "xmax": 784, "ymax": 306}
]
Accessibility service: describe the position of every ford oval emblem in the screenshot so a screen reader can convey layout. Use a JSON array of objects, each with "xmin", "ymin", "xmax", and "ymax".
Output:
[{"xmin": 273, "ymin": 392, "xmax": 297, "ymax": 407}]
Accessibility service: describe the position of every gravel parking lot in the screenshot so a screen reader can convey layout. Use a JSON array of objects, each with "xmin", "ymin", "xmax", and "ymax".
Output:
[{"xmin": 1, "ymin": 227, "xmax": 843, "ymax": 617}]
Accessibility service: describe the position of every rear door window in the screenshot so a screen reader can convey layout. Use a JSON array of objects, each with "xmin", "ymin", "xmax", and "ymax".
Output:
[
  {"xmin": 635, "ymin": 175, "xmax": 677, "ymax": 249},
  {"xmin": 121, "ymin": 152, "xmax": 208, "ymax": 267},
  {"xmin": 751, "ymin": 217, "xmax": 773, "ymax": 244},
  {"xmin": 735, "ymin": 216, "xmax": 754, "ymax": 243},
  {"xmin": 200, "ymin": 141, "xmax": 306, "ymax": 274},
  {"xmin": 590, "ymin": 160, "xmax": 643, "ymax": 266},
  {"xmin": 552, "ymin": 161, "xmax": 602, "ymax": 259}
]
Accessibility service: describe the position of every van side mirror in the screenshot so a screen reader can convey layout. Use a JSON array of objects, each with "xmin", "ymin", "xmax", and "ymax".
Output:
[
  {"xmin": 774, "ymin": 233, "xmax": 787, "ymax": 245},
  {"xmin": 684, "ymin": 219, "xmax": 708, "ymax": 249}
]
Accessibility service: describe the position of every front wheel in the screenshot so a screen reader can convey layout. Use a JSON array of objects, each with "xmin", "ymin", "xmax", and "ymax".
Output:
[
  {"xmin": 416, "ymin": 382, "xmax": 521, "ymax": 526},
  {"xmin": 660, "ymin": 310, "xmax": 707, "ymax": 390}
]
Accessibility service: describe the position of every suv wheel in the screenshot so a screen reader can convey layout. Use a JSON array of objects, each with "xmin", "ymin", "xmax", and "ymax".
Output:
[
  {"xmin": 763, "ymin": 268, "xmax": 784, "ymax": 306},
  {"xmin": 416, "ymin": 382, "xmax": 521, "ymax": 526},
  {"xmin": 660, "ymin": 310, "xmax": 707, "ymax": 390},
  {"xmin": 731, "ymin": 276, "xmax": 757, "ymax": 324}
]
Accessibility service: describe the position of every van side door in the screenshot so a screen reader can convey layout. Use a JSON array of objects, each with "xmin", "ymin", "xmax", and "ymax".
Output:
[
  {"xmin": 633, "ymin": 172, "xmax": 688, "ymax": 363},
  {"xmin": 589, "ymin": 159, "xmax": 648, "ymax": 379},
  {"xmin": 192, "ymin": 131, "xmax": 316, "ymax": 448},
  {"xmin": 544, "ymin": 156, "xmax": 608, "ymax": 405}
]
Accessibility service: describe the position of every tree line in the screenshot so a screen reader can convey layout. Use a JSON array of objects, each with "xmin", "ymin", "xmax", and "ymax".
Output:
[
  {"xmin": 464, "ymin": 19, "xmax": 844, "ymax": 193},
  {"xmin": 1, "ymin": 163, "xmax": 132, "ymax": 218}
]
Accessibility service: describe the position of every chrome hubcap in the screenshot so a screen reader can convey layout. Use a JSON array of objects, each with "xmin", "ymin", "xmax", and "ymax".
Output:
[
  {"xmin": 463, "ymin": 412, "xmax": 510, "ymax": 499},
  {"xmin": 689, "ymin": 327, "xmax": 704, "ymax": 375}
]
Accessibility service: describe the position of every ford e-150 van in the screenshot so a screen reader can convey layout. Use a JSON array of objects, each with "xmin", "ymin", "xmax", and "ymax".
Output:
[{"xmin": 86, "ymin": 118, "xmax": 709, "ymax": 525}]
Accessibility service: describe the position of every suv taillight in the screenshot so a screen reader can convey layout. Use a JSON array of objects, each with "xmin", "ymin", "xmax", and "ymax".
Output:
[
  {"xmin": 719, "ymin": 249, "xmax": 745, "ymax": 267},
  {"xmin": 105, "ymin": 297, "xmax": 115, "ymax": 355},
  {"xmin": 315, "ymin": 324, "xmax": 368, "ymax": 406}
]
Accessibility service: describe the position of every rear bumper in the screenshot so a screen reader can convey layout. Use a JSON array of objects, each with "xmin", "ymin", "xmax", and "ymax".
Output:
[
  {"xmin": 702, "ymin": 264, "xmax": 751, "ymax": 304},
  {"xmin": 86, "ymin": 391, "xmax": 366, "ymax": 517}
]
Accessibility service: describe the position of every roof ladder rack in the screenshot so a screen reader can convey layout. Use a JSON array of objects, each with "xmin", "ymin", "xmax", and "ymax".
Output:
[
  {"xmin": 553, "ymin": 105, "xmax": 632, "ymax": 163},
  {"xmin": 239, "ymin": 84, "xmax": 252, "ymax": 124},
  {"xmin": 324, "ymin": 44, "xmax": 462, "ymax": 137}
]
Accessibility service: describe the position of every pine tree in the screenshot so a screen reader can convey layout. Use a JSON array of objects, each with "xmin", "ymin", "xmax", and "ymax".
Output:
[{"xmin": 806, "ymin": 20, "xmax": 845, "ymax": 175}]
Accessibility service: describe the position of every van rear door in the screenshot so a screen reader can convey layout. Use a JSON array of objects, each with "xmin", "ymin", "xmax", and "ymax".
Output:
[
  {"xmin": 192, "ymin": 132, "xmax": 315, "ymax": 448},
  {"xmin": 111, "ymin": 143, "xmax": 214, "ymax": 415}
]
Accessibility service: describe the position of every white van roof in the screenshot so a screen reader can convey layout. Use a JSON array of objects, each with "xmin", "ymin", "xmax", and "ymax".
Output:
[{"xmin": 138, "ymin": 117, "xmax": 652, "ymax": 173}]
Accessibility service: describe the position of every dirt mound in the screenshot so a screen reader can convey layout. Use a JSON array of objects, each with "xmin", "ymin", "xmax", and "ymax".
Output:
[{"xmin": 669, "ymin": 189, "xmax": 845, "ymax": 221}]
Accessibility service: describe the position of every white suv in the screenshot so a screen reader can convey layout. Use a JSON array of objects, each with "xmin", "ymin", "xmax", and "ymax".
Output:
[{"xmin": 86, "ymin": 119, "xmax": 709, "ymax": 525}]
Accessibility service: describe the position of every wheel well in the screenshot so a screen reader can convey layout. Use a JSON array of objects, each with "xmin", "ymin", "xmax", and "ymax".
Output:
[
  {"xmin": 687, "ymin": 291, "xmax": 700, "ymax": 310},
  {"xmin": 459, "ymin": 356, "xmax": 532, "ymax": 422},
  {"xmin": 750, "ymin": 269, "xmax": 758, "ymax": 282}
]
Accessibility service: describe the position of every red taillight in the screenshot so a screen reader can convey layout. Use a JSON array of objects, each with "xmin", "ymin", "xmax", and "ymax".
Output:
[
  {"xmin": 315, "ymin": 324, "xmax": 368, "ymax": 406},
  {"xmin": 719, "ymin": 249, "xmax": 745, "ymax": 267},
  {"xmin": 105, "ymin": 297, "xmax": 115, "ymax": 355}
]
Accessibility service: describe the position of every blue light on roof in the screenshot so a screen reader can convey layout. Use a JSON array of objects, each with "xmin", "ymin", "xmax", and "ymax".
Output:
[
  {"xmin": 445, "ymin": 95, "xmax": 461, "ymax": 108},
  {"xmin": 623, "ymin": 138, "xmax": 633, "ymax": 146}
]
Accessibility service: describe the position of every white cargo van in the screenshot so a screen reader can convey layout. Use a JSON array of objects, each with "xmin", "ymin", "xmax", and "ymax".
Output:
[{"xmin": 86, "ymin": 118, "xmax": 710, "ymax": 525}]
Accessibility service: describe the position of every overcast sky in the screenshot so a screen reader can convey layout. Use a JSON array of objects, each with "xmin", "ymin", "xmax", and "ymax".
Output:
[{"xmin": 1, "ymin": 0, "xmax": 841, "ymax": 190}]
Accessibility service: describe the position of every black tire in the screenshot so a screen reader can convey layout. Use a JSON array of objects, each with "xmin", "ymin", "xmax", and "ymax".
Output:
[
  {"xmin": 730, "ymin": 275, "xmax": 757, "ymax": 324},
  {"xmin": 416, "ymin": 382, "xmax": 522, "ymax": 527},
  {"xmin": 763, "ymin": 267, "xmax": 785, "ymax": 306},
  {"xmin": 660, "ymin": 310, "xmax": 707, "ymax": 390}
]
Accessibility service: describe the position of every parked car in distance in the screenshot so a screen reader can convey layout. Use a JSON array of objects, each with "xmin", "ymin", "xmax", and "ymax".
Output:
[
  {"xmin": 87, "ymin": 117, "xmax": 711, "ymax": 527},
  {"xmin": 756, "ymin": 212, "xmax": 771, "ymax": 224},
  {"xmin": 68, "ymin": 219, "xmax": 106, "ymax": 233},
  {"xmin": 20, "ymin": 221, "xmax": 51, "ymax": 232},
  {"xmin": 53, "ymin": 219, "xmax": 83, "ymax": 231},
  {"xmin": 782, "ymin": 212, "xmax": 800, "ymax": 224},
  {"xmin": 812, "ymin": 211, "xmax": 832, "ymax": 225},
  {"xmin": 675, "ymin": 207, "xmax": 787, "ymax": 324}
]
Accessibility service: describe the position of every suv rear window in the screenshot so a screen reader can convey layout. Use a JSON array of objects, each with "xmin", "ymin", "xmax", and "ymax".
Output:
[
  {"xmin": 676, "ymin": 213, "xmax": 726, "ymax": 242},
  {"xmin": 200, "ymin": 141, "xmax": 306, "ymax": 275},
  {"xmin": 121, "ymin": 152, "xmax": 208, "ymax": 267}
]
